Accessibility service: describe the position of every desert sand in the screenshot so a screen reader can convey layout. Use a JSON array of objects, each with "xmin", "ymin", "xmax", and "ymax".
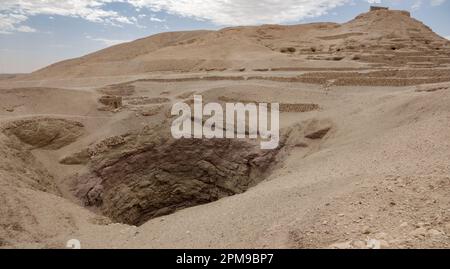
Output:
[{"xmin": 0, "ymin": 8, "xmax": 450, "ymax": 249}]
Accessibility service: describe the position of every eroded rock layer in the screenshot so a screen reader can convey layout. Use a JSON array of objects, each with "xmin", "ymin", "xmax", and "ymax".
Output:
[{"xmin": 70, "ymin": 124, "xmax": 286, "ymax": 225}]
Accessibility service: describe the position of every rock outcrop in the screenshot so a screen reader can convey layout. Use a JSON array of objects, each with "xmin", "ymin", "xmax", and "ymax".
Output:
[
  {"xmin": 1, "ymin": 117, "xmax": 84, "ymax": 150},
  {"xmin": 70, "ymin": 123, "xmax": 287, "ymax": 225}
]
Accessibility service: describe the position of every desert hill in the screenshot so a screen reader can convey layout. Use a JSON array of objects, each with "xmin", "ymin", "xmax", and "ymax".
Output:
[{"xmin": 24, "ymin": 8, "xmax": 450, "ymax": 80}]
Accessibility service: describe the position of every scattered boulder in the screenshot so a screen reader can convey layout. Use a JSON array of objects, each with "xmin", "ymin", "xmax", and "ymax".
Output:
[
  {"xmin": 59, "ymin": 149, "xmax": 91, "ymax": 165},
  {"xmin": 305, "ymin": 127, "xmax": 331, "ymax": 140},
  {"xmin": 125, "ymin": 97, "xmax": 170, "ymax": 106},
  {"xmin": 410, "ymin": 227, "xmax": 427, "ymax": 237},
  {"xmin": 329, "ymin": 241, "xmax": 353, "ymax": 249},
  {"xmin": 280, "ymin": 47, "xmax": 296, "ymax": 53},
  {"xmin": 280, "ymin": 103, "xmax": 319, "ymax": 113},
  {"xmin": 362, "ymin": 225, "xmax": 372, "ymax": 235},
  {"xmin": 427, "ymin": 229, "xmax": 443, "ymax": 237},
  {"xmin": 98, "ymin": 95, "xmax": 122, "ymax": 109},
  {"xmin": 443, "ymin": 223, "xmax": 450, "ymax": 235},
  {"xmin": 140, "ymin": 105, "xmax": 163, "ymax": 117}
]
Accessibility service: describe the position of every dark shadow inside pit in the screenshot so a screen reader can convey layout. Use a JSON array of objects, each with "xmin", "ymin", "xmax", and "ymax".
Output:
[{"xmin": 71, "ymin": 137, "xmax": 284, "ymax": 226}]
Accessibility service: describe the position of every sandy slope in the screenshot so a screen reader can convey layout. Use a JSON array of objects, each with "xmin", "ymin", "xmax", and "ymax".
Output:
[
  {"xmin": 1, "ymin": 8, "xmax": 450, "ymax": 249},
  {"xmin": 17, "ymin": 9, "xmax": 449, "ymax": 80}
]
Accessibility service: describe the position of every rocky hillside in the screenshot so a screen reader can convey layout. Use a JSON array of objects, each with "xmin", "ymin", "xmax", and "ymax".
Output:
[{"xmin": 24, "ymin": 8, "xmax": 450, "ymax": 79}]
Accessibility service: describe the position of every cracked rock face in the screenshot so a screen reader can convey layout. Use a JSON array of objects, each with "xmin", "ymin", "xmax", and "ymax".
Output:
[{"xmin": 71, "ymin": 124, "xmax": 284, "ymax": 226}]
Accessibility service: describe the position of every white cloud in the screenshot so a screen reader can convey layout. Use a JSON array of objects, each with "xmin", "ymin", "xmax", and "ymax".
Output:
[
  {"xmin": 86, "ymin": 35, "xmax": 131, "ymax": 46},
  {"xmin": 430, "ymin": 0, "xmax": 446, "ymax": 6},
  {"xmin": 0, "ymin": 13, "xmax": 34, "ymax": 34},
  {"xmin": 149, "ymin": 16, "xmax": 165, "ymax": 22},
  {"xmin": 0, "ymin": 0, "xmax": 132, "ymax": 34},
  {"xmin": 412, "ymin": 0, "xmax": 423, "ymax": 10},
  {"xmin": 411, "ymin": 0, "xmax": 446, "ymax": 11},
  {"xmin": 0, "ymin": 0, "xmax": 355, "ymax": 33},
  {"xmin": 445, "ymin": 36, "xmax": 450, "ymax": 40},
  {"xmin": 1, "ymin": 0, "xmax": 445, "ymax": 34},
  {"xmin": 129, "ymin": 0, "xmax": 351, "ymax": 25}
]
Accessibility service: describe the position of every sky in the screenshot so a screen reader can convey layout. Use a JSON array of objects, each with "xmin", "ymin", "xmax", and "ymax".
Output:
[{"xmin": 0, "ymin": 0, "xmax": 449, "ymax": 73}]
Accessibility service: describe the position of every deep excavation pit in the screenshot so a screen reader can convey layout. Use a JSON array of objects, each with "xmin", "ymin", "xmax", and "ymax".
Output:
[
  {"xmin": 69, "ymin": 122, "xmax": 287, "ymax": 226},
  {"xmin": 66, "ymin": 117, "xmax": 333, "ymax": 226}
]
